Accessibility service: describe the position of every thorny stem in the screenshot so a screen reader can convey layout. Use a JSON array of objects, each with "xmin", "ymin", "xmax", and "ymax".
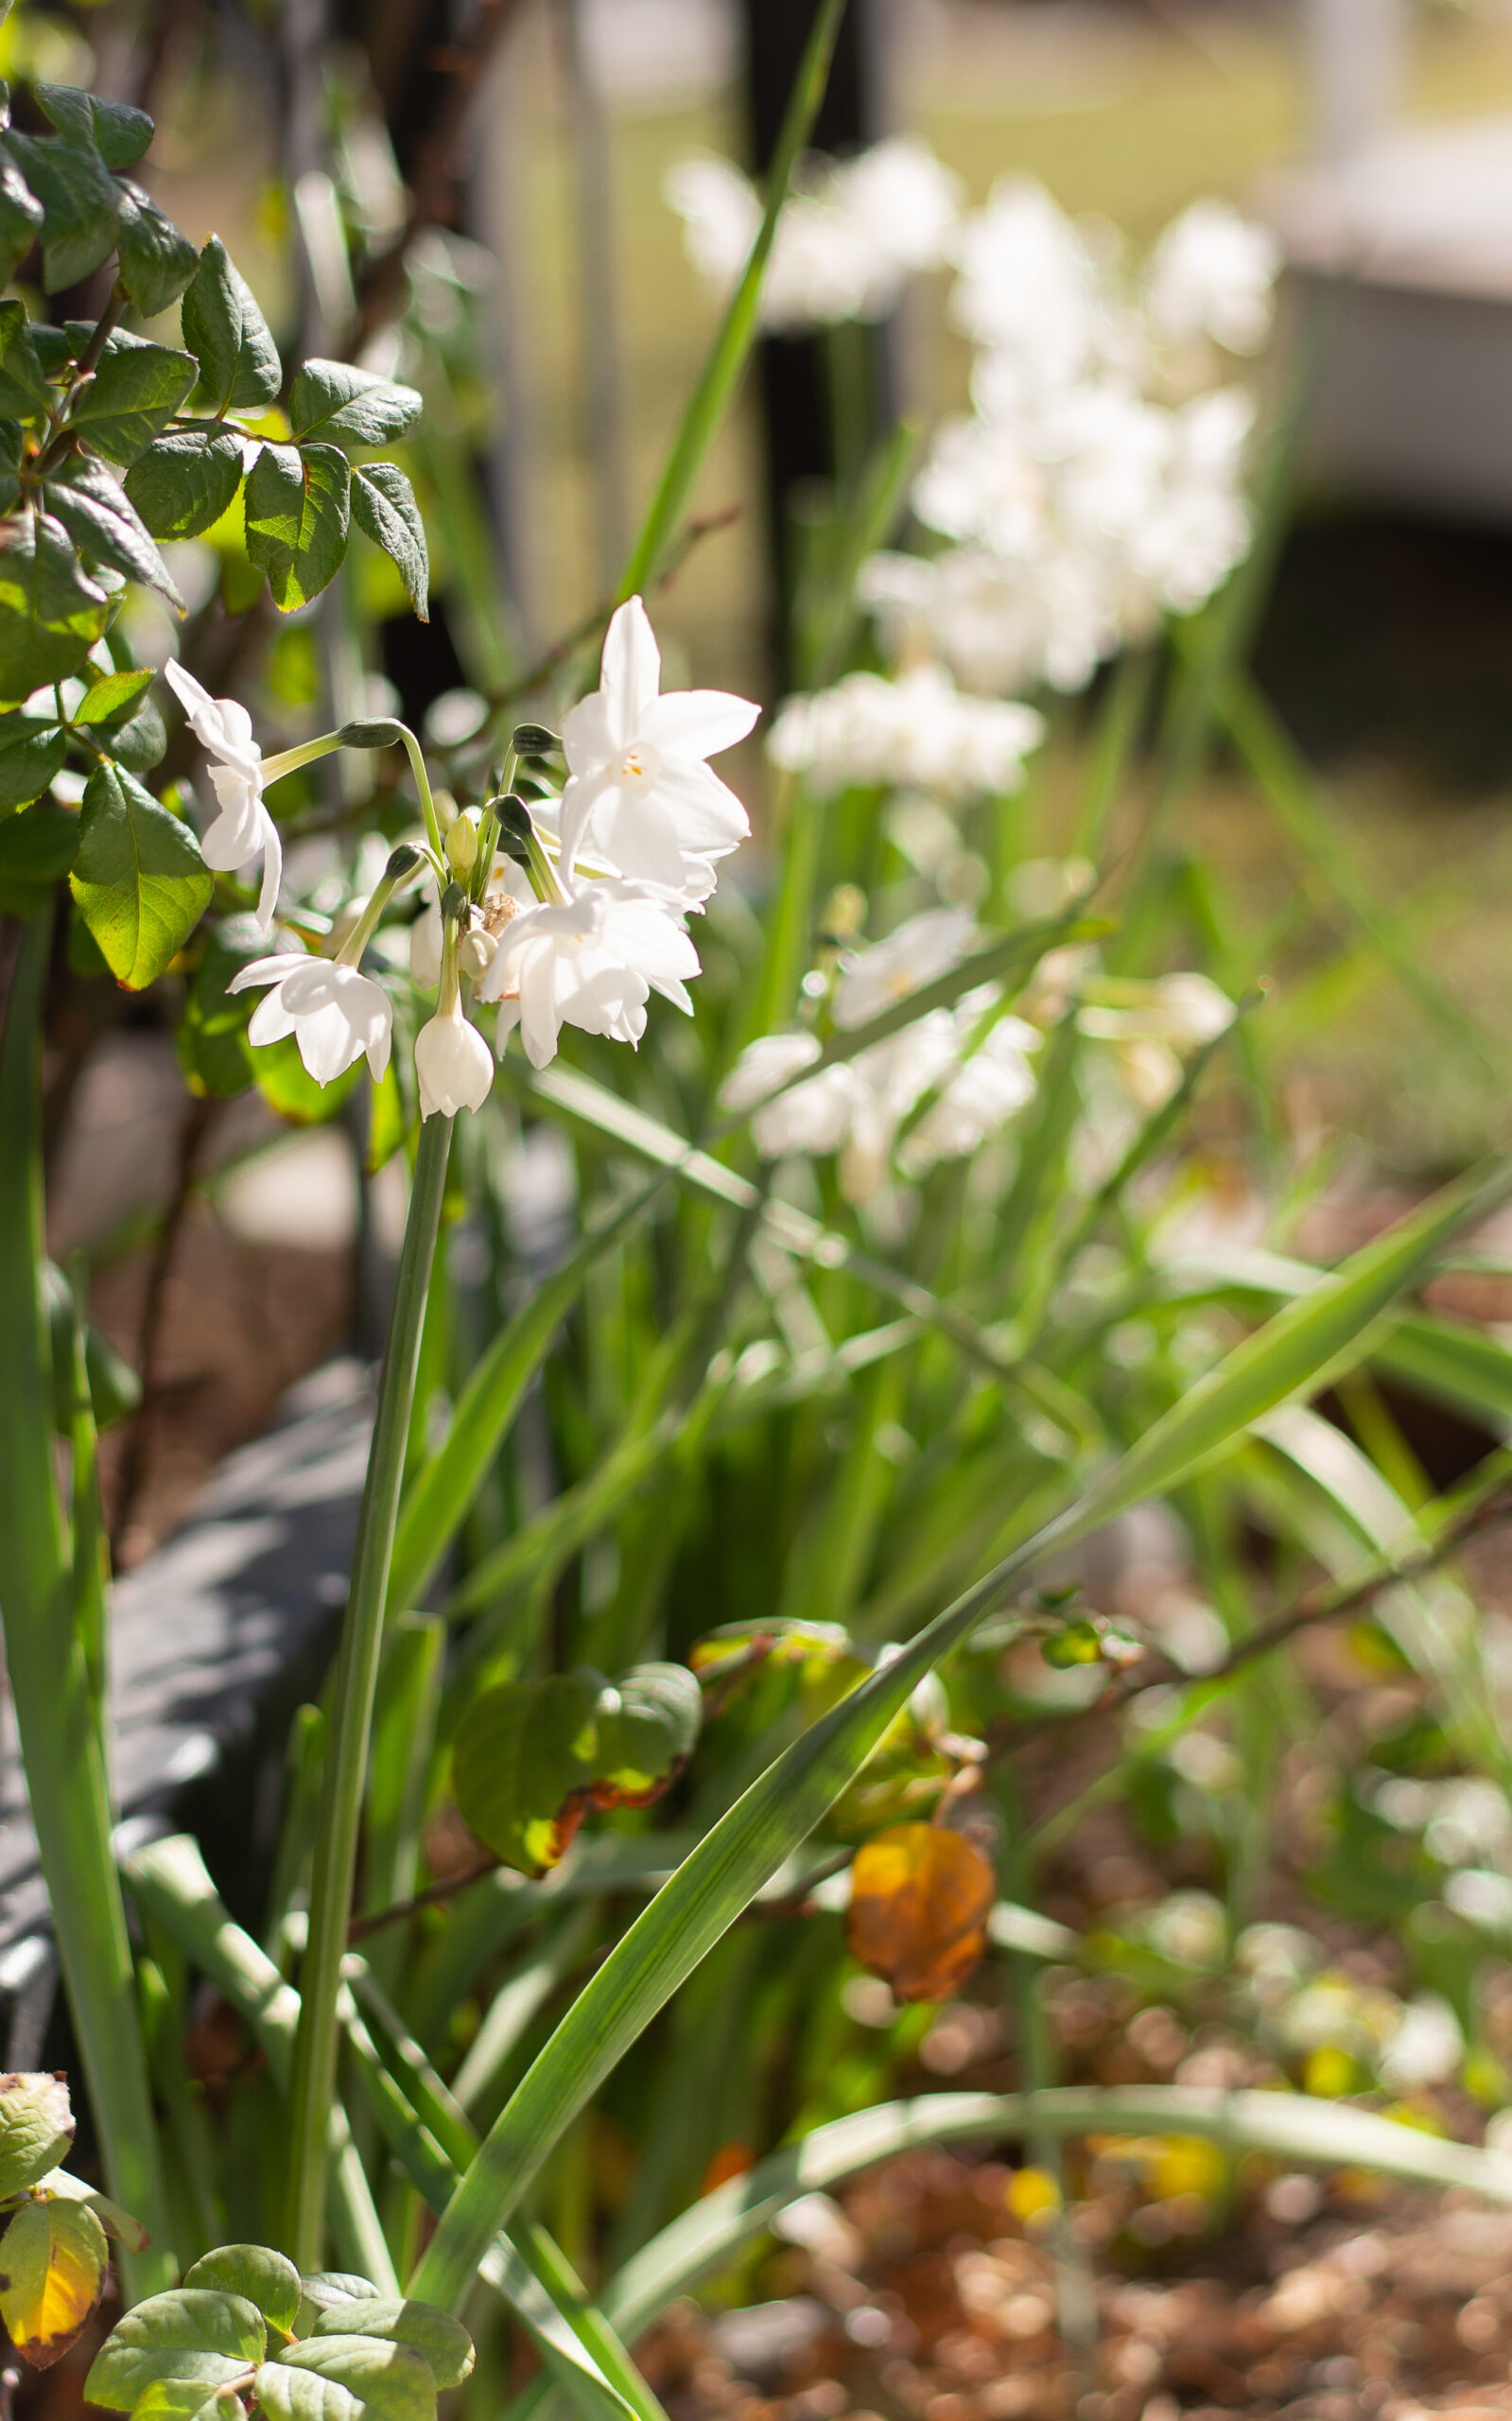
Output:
[{"xmin": 285, "ymin": 1110, "xmax": 454, "ymax": 2266}]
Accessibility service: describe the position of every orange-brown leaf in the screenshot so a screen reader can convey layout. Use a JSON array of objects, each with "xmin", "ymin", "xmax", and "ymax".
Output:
[
  {"xmin": 845, "ymin": 1821, "xmax": 995, "ymax": 2003},
  {"xmin": 0, "ymin": 2198, "xmax": 108, "ymax": 2367}
]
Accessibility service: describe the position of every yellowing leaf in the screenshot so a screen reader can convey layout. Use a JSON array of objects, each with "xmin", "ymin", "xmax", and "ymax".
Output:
[
  {"xmin": 845, "ymin": 1822, "xmax": 995, "ymax": 2004},
  {"xmin": 0, "ymin": 2197, "xmax": 108, "ymax": 2367}
]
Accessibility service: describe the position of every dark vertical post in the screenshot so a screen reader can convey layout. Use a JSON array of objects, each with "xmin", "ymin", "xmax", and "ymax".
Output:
[{"xmin": 738, "ymin": 0, "xmax": 883, "ymax": 673}]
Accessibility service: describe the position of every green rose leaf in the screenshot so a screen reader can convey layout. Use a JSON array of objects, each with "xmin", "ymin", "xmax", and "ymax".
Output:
[
  {"xmin": 99, "ymin": 698, "xmax": 167, "ymax": 773},
  {"xmin": 69, "ymin": 335, "xmax": 198, "ymax": 467},
  {"xmin": 287, "ymin": 360, "xmax": 422, "ymax": 448},
  {"xmin": 133, "ymin": 2386, "xmax": 246, "ymax": 2421},
  {"xmin": 245, "ymin": 441, "xmax": 350, "ymax": 611},
  {"xmin": 0, "ymin": 158, "xmax": 44, "ymax": 287},
  {"xmin": 69, "ymin": 759, "xmax": 213, "ymax": 989},
  {"xmin": 311, "ymin": 2302, "xmax": 474, "ymax": 2392},
  {"xmin": 252, "ymin": 2370, "xmax": 358, "ymax": 2421},
  {"xmin": 590, "ymin": 1662, "xmax": 703, "ymax": 1806},
  {"xmin": 0, "ymin": 2197, "xmax": 108, "ymax": 2368},
  {"xmin": 116, "ymin": 183, "xmax": 200, "ymax": 321},
  {"xmin": 126, "ymin": 425, "xmax": 246, "ymax": 540},
  {"xmin": 452, "ymin": 1670, "xmax": 604, "ymax": 1878},
  {"xmin": 291, "ymin": 2276, "xmax": 380, "ymax": 2342},
  {"xmin": 181, "ymin": 236, "xmax": 282, "ymax": 412},
  {"xmin": 0, "ymin": 714, "xmax": 66, "ymax": 810},
  {"xmin": 47, "ymin": 455, "xmax": 184, "ymax": 605},
  {"xmin": 0, "ymin": 298, "xmax": 54, "ymax": 415},
  {"xmin": 0, "ymin": 2073, "xmax": 75, "ymax": 2197},
  {"xmin": 0, "ymin": 802, "xmax": 79, "ymax": 915},
  {"xmin": 0, "ymin": 515, "xmax": 109, "ymax": 701},
  {"xmin": 34, "ymin": 85, "xmax": 153, "ymax": 169},
  {"xmin": 271, "ymin": 2337, "xmax": 435, "ymax": 2421},
  {"xmin": 350, "ymin": 463, "xmax": 428, "ymax": 621},
  {"xmin": 72, "ymin": 665, "xmax": 157, "ymax": 727},
  {"xmin": 6, "ymin": 130, "xmax": 121, "ymax": 293},
  {"xmin": 183, "ymin": 2248, "xmax": 301, "ymax": 2341},
  {"xmin": 85, "ymin": 2289, "xmax": 265, "ymax": 2411}
]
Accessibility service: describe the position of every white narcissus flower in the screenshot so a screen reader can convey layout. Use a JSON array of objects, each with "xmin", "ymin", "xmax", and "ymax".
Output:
[
  {"xmin": 767, "ymin": 665, "xmax": 1044, "ymax": 803},
  {"xmin": 718, "ymin": 1030, "xmax": 860, "ymax": 1158},
  {"xmin": 228, "ymin": 952, "xmax": 393, "ymax": 1085},
  {"xmin": 558, "ymin": 597, "xmax": 759, "ymax": 902},
  {"xmin": 165, "ymin": 657, "xmax": 282, "ymax": 932},
  {"xmin": 415, "ymin": 994, "xmax": 495, "ymax": 1118},
  {"xmin": 1144, "ymin": 200, "xmax": 1279, "ymax": 357},
  {"xmin": 479, "ymin": 877, "xmax": 701, "ymax": 1070},
  {"xmin": 833, "ymin": 906, "xmax": 974, "ymax": 1030}
]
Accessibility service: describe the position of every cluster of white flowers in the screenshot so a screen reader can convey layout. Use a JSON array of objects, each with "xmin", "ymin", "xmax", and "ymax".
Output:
[
  {"xmin": 720, "ymin": 907, "xmax": 1039, "ymax": 1205},
  {"xmin": 864, "ymin": 181, "xmax": 1279, "ymax": 696},
  {"xmin": 665, "ymin": 137, "xmax": 961, "ymax": 335},
  {"xmin": 170, "ymin": 598, "xmax": 758, "ymax": 1119},
  {"xmin": 766, "ymin": 664, "xmax": 1044, "ymax": 803}
]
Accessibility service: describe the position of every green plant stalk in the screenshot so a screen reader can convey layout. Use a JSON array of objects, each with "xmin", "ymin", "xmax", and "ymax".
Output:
[
  {"xmin": 0, "ymin": 914, "xmax": 174, "ymax": 2297},
  {"xmin": 285, "ymin": 1109, "xmax": 454, "ymax": 2267},
  {"xmin": 616, "ymin": 0, "xmax": 847, "ymax": 600}
]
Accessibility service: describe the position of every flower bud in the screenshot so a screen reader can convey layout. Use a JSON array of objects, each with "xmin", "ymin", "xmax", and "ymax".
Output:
[
  {"xmin": 415, "ymin": 997, "xmax": 495, "ymax": 1119},
  {"xmin": 459, "ymin": 927, "xmax": 497, "ymax": 983},
  {"xmin": 513, "ymin": 723, "xmax": 560, "ymax": 758},
  {"xmin": 386, "ymin": 843, "xmax": 422, "ymax": 882},
  {"xmin": 445, "ymin": 814, "xmax": 479, "ymax": 875}
]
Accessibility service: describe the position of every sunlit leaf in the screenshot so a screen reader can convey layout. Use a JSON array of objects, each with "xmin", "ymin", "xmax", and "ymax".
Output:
[
  {"xmin": 85, "ymin": 2288, "xmax": 265, "ymax": 2408},
  {"xmin": 0, "ymin": 2197, "xmax": 107, "ymax": 2367},
  {"xmin": 183, "ymin": 2248, "xmax": 301, "ymax": 2341},
  {"xmin": 0, "ymin": 2073, "xmax": 75, "ymax": 2198}
]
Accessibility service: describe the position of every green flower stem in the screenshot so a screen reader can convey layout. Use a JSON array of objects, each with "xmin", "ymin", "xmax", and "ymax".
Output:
[
  {"xmin": 285, "ymin": 1109, "xmax": 455, "ymax": 2266},
  {"xmin": 396, "ymin": 726, "xmax": 445, "ymax": 862},
  {"xmin": 0, "ymin": 913, "xmax": 175, "ymax": 2297}
]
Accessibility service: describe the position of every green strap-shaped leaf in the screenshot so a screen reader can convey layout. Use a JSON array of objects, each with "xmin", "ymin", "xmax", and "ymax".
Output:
[
  {"xmin": 600, "ymin": 2086, "xmax": 1512, "ymax": 2348},
  {"xmin": 245, "ymin": 440, "xmax": 350, "ymax": 609},
  {"xmin": 181, "ymin": 236, "xmax": 282, "ymax": 411},
  {"xmin": 385, "ymin": 1177, "xmax": 664, "ymax": 1617},
  {"xmin": 288, "ymin": 360, "xmax": 422, "ymax": 447},
  {"xmin": 68, "ymin": 336, "xmax": 198, "ymax": 465},
  {"xmin": 116, "ymin": 182, "xmax": 200, "ymax": 320},
  {"xmin": 47, "ymin": 455, "xmax": 183, "ymax": 603},
  {"xmin": 126, "ymin": 424, "xmax": 246, "ymax": 539},
  {"xmin": 68, "ymin": 758, "xmax": 212, "ymax": 988},
  {"xmin": 408, "ymin": 1159, "xmax": 1512, "ymax": 2311},
  {"xmin": 351, "ymin": 463, "xmax": 428, "ymax": 619}
]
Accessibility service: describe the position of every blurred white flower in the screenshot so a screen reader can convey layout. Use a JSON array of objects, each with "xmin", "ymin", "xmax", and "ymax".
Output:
[
  {"xmin": 228, "ymin": 951, "xmax": 392, "ymax": 1085},
  {"xmin": 480, "ymin": 876, "xmax": 701, "ymax": 1069},
  {"xmin": 768, "ymin": 664, "xmax": 1043, "ymax": 802},
  {"xmin": 833, "ymin": 905, "xmax": 974, "ymax": 1028},
  {"xmin": 1144, "ymin": 200, "xmax": 1279, "ymax": 357},
  {"xmin": 559, "ymin": 595, "xmax": 758, "ymax": 902},
  {"xmin": 1377, "ymin": 1993, "xmax": 1463, "ymax": 2094},
  {"xmin": 415, "ymin": 993, "xmax": 495, "ymax": 1118},
  {"xmin": 165, "ymin": 657, "xmax": 282, "ymax": 932},
  {"xmin": 666, "ymin": 136, "xmax": 960, "ymax": 334},
  {"xmin": 719, "ymin": 1030, "xmax": 860, "ymax": 1158},
  {"xmin": 410, "ymin": 897, "xmax": 443, "ymax": 990},
  {"xmin": 948, "ymin": 179, "xmax": 1104, "ymax": 392},
  {"xmin": 904, "ymin": 1003, "xmax": 1038, "ymax": 1169}
]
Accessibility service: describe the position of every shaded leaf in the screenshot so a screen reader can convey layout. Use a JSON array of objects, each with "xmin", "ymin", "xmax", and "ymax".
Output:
[
  {"xmin": 0, "ymin": 715, "xmax": 66, "ymax": 810},
  {"xmin": 101, "ymin": 698, "xmax": 167, "ymax": 773},
  {"xmin": 126, "ymin": 426, "xmax": 245, "ymax": 541},
  {"xmin": 0, "ymin": 2196, "xmax": 108, "ymax": 2367},
  {"xmin": 116, "ymin": 183, "xmax": 199, "ymax": 321},
  {"xmin": 0, "ymin": 299, "xmax": 51, "ymax": 413},
  {"xmin": 271, "ymin": 2337, "xmax": 435, "ymax": 2421},
  {"xmin": 287, "ymin": 361, "xmax": 422, "ymax": 448},
  {"xmin": 350, "ymin": 464, "xmax": 428, "ymax": 619},
  {"xmin": 0, "ymin": 804, "xmax": 79, "ymax": 916},
  {"xmin": 68, "ymin": 759, "xmax": 212, "ymax": 989},
  {"xmin": 69, "ymin": 337, "xmax": 197, "ymax": 466},
  {"xmin": 0, "ymin": 159, "xmax": 43, "ymax": 287},
  {"xmin": 245, "ymin": 442, "xmax": 350, "ymax": 610},
  {"xmin": 0, "ymin": 2075, "xmax": 74, "ymax": 2198},
  {"xmin": 590, "ymin": 1665, "xmax": 702, "ymax": 1808},
  {"xmin": 34, "ymin": 86, "xmax": 152, "ymax": 169},
  {"xmin": 183, "ymin": 2249, "xmax": 301, "ymax": 2341},
  {"xmin": 453, "ymin": 1672, "xmax": 603, "ymax": 1878},
  {"xmin": 845, "ymin": 1822, "xmax": 995, "ymax": 2003},
  {"xmin": 84, "ymin": 2289, "xmax": 265, "ymax": 2409},
  {"xmin": 6, "ymin": 129, "xmax": 120, "ymax": 291},
  {"xmin": 176, "ymin": 915, "xmax": 262, "ymax": 1099},
  {"xmin": 311, "ymin": 2301, "xmax": 473, "ymax": 2390},
  {"xmin": 46, "ymin": 455, "xmax": 183, "ymax": 605},
  {"xmin": 181, "ymin": 237, "xmax": 282, "ymax": 413},
  {"xmin": 292, "ymin": 2277, "xmax": 381, "ymax": 2341}
]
